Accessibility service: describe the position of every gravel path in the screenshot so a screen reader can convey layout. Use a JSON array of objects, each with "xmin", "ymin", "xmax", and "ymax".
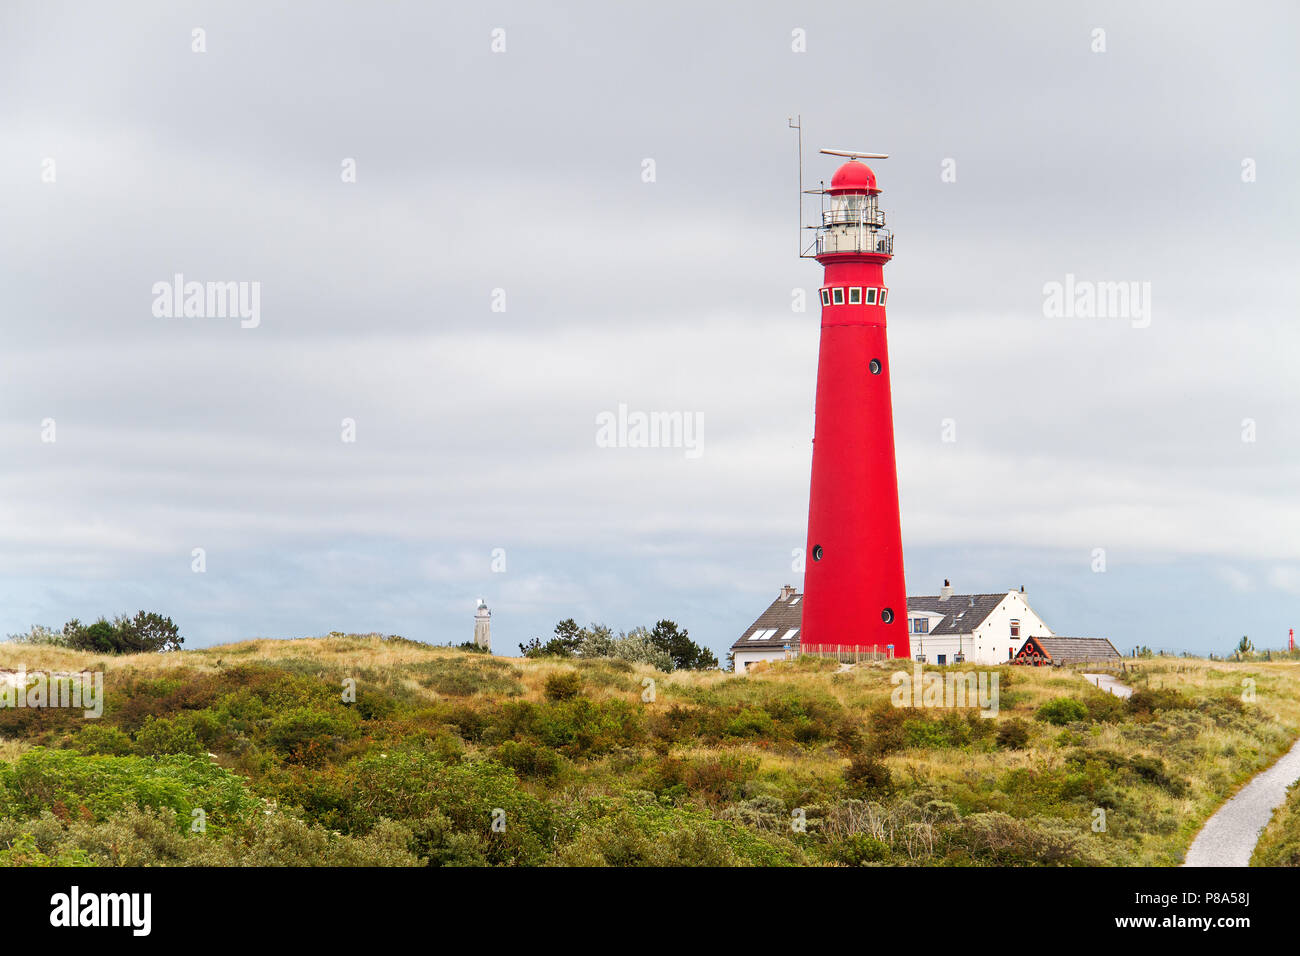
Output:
[
  {"xmin": 1081, "ymin": 672, "xmax": 1133, "ymax": 698},
  {"xmin": 1183, "ymin": 735, "xmax": 1300, "ymax": 867}
]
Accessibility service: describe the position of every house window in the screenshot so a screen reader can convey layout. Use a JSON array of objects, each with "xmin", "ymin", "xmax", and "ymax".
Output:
[
  {"xmin": 865, "ymin": 287, "xmax": 877, "ymax": 305},
  {"xmin": 848, "ymin": 287, "xmax": 862, "ymax": 304},
  {"xmin": 820, "ymin": 289, "xmax": 831, "ymax": 306},
  {"xmin": 936, "ymin": 654, "xmax": 947, "ymax": 665},
  {"xmin": 788, "ymin": 596, "xmax": 800, "ymax": 605},
  {"xmin": 832, "ymin": 288, "xmax": 845, "ymax": 305},
  {"xmin": 1010, "ymin": 620, "xmax": 1021, "ymax": 638},
  {"xmin": 780, "ymin": 629, "xmax": 799, "ymax": 642},
  {"xmin": 910, "ymin": 617, "xmax": 929, "ymax": 634}
]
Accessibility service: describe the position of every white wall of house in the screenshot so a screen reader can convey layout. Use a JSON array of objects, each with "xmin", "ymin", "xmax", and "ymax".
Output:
[
  {"xmin": 969, "ymin": 591, "xmax": 1053, "ymax": 664},
  {"xmin": 910, "ymin": 592, "xmax": 1054, "ymax": 666},
  {"xmin": 733, "ymin": 647, "xmax": 796, "ymax": 672},
  {"xmin": 909, "ymin": 633, "xmax": 970, "ymax": 665}
]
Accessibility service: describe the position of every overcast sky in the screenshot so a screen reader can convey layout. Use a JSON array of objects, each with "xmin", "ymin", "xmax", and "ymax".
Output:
[{"xmin": 2, "ymin": 1, "xmax": 1297, "ymax": 660}]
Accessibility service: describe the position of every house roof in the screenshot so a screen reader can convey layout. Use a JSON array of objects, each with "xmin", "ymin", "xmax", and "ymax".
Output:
[
  {"xmin": 731, "ymin": 589, "xmax": 804, "ymax": 651},
  {"xmin": 1024, "ymin": 635, "xmax": 1121, "ymax": 664},
  {"xmin": 905, "ymin": 593, "xmax": 1008, "ymax": 636},
  {"xmin": 731, "ymin": 588, "xmax": 1022, "ymax": 651}
]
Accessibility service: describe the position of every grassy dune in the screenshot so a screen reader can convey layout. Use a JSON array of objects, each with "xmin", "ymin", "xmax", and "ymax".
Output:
[{"xmin": 0, "ymin": 634, "xmax": 1297, "ymax": 866}]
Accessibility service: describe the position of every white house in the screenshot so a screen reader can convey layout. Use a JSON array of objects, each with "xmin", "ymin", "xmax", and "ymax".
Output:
[
  {"xmin": 731, "ymin": 580, "xmax": 1056, "ymax": 670},
  {"xmin": 906, "ymin": 580, "xmax": 1054, "ymax": 665},
  {"xmin": 731, "ymin": 585, "xmax": 804, "ymax": 672}
]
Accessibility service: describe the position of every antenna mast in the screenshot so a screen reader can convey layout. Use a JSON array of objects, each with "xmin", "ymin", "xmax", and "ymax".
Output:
[{"xmin": 788, "ymin": 115, "xmax": 803, "ymax": 258}]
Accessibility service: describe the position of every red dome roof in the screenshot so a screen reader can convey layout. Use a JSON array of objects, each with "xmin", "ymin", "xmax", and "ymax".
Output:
[{"xmin": 829, "ymin": 160, "xmax": 878, "ymax": 193}]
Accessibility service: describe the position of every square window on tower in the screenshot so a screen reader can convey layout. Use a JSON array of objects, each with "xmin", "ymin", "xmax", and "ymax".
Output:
[
  {"xmin": 865, "ymin": 288, "xmax": 877, "ymax": 305},
  {"xmin": 848, "ymin": 287, "xmax": 862, "ymax": 304},
  {"xmin": 832, "ymin": 288, "xmax": 845, "ymax": 305},
  {"xmin": 820, "ymin": 289, "xmax": 831, "ymax": 307}
]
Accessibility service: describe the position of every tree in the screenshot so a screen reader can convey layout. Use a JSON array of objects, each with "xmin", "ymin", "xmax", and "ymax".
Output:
[
  {"xmin": 62, "ymin": 611, "xmax": 183, "ymax": 654},
  {"xmin": 518, "ymin": 619, "xmax": 584, "ymax": 658},
  {"xmin": 648, "ymin": 620, "xmax": 718, "ymax": 672},
  {"xmin": 1236, "ymin": 635, "xmax": 1254, "ymax": 657}
]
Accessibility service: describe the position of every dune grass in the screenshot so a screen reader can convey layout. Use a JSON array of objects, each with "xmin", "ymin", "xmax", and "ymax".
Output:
[{"xmin": 0, "ymin": 635, "xmax": 1297, "ymax": 866}]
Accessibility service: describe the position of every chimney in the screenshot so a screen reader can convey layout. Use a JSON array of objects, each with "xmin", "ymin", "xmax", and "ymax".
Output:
[
  {"xmin": 779, "ymin": 584, "xmax": 797, "ymax": 601},
  {"xmin": 473, "ymin": 599, "xmax": 492, "ymax": 652},
  {"xmin": 939, "ymin": 579, "xmax": 953, "ymax": 601},
  {"xmin": 1020, "ymin": 585, "xmax": 1025, "ymax": 595}
]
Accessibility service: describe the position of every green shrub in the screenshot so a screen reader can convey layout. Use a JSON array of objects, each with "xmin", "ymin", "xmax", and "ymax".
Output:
[
  {"xmin": 724, "ymin": 706, "xmax": 776, "ymax": 738},
  {"xmin": 265, "ymin": 708, "xmax": 360, "ymax": 764},
  {"xmin": 544, "ymin": 671, "xmax": 582, "ymax": 702},
  {"xmin": 1035, "ymin": 697, "xmax": 1088, "ymax": 725},
  {"xmin": 0, "ymin": 748, "xmax": 257, "ymax": 832},
  {"xmin": 829, "ymin": 832, "xmax": 891, "ymax": 865},
  {"xmin": 493, "ymin": 740, "xmax": 562, "ymax": 780},
  {"xmin": 68, "ymin": 724, "xmax": 134, "ymax": 756},
  {"xmin": 135, "ymin": 715, "xmax": 205, "ymax": 756}
]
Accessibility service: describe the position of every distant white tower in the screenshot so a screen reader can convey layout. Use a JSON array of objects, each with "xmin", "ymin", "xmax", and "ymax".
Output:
[{"xmin": 473, "ymin": 599, "xmax": 492, "ymax": 651}]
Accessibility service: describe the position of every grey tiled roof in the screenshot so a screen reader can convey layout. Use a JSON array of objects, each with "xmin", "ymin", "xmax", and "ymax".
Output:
[
  {"xmin": 905, "ymin": 593, "xmax": 1008, "ymax": 636},
  {"xmin": 731, "ymin": 590, "xmax": 804, "ymax": 650},
  {"xmin": 731, "ymin": 588, "xmax": 1018, "ymax": 650},
  {"xmin": 1031, "ymin": 636, "xmax": 1121, "ymax": 663}
]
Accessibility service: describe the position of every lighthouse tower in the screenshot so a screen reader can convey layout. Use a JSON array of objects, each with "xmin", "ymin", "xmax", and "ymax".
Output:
[
  {"xmin": 473, "ymin": 599, "xmax": 492, "ymax": 652},
  {"xmin": 801, "ymin": 151, "xmax": 909, "ymax": 659}
]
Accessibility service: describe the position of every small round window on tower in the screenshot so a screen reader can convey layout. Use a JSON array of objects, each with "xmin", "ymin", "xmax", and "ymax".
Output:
[
  {"xmin": 881, "ymin": 608, "xmax": 895, "ymax": 624},
  {"xmin": 812, "ymin": 545, "xmax": 823, "ymax": 562},
  {"xmin": 869, "ymin": 358, "xmax": 882, "ymax": 375}
]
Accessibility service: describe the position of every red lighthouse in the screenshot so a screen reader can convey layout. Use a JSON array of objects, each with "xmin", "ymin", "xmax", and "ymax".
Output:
[{"xmin": 800, "ymin": 149, "xmax": 909, "ymax": 659}]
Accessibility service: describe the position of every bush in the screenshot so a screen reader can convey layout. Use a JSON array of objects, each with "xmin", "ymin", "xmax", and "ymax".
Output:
[
  {"xmin": 493, "ymin": 740, "xmax": 562, "ymax": 780},
  {"xmin": 265, "ymin": 708, "xmax": 360, "ymax": 765},
  {"xmin": 843, "ymin": 754, "xmax": 894, "ymax": 799},
  {"xmin": 829, "ymin": 833, "xmax": 891, "ymax": 865},
  {"xmin": 135, "ymin": 716, "xmax": 205, "ymax": 757},
  {"xmin": 1127, "ymin": 687, "xmax": 1194, "ymax": 715},
  {"xmin": 68, "ymin": 724, "xmax": 134, "ymax": 756},
  {"xmin": 61, "ymin": 612, "xmax": 183, "ymax": 654},
  {"xmin": 724, "ymin": 707, "xmax": 776, "ymax": 738},
  {"xmin": 544, "ymin": 671, "xmax": 582, "ymax": 702},
  {"xmin": 1035, "ymin": 697, "xmax": 1088, "ymax": 726},
  {"xmin": 996, "ymin": 718, "xmax": 1031, "ymax": 749},
  {"xmin": 0, "ymin": 748, "xmax": 257, "ymax": 832}
]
